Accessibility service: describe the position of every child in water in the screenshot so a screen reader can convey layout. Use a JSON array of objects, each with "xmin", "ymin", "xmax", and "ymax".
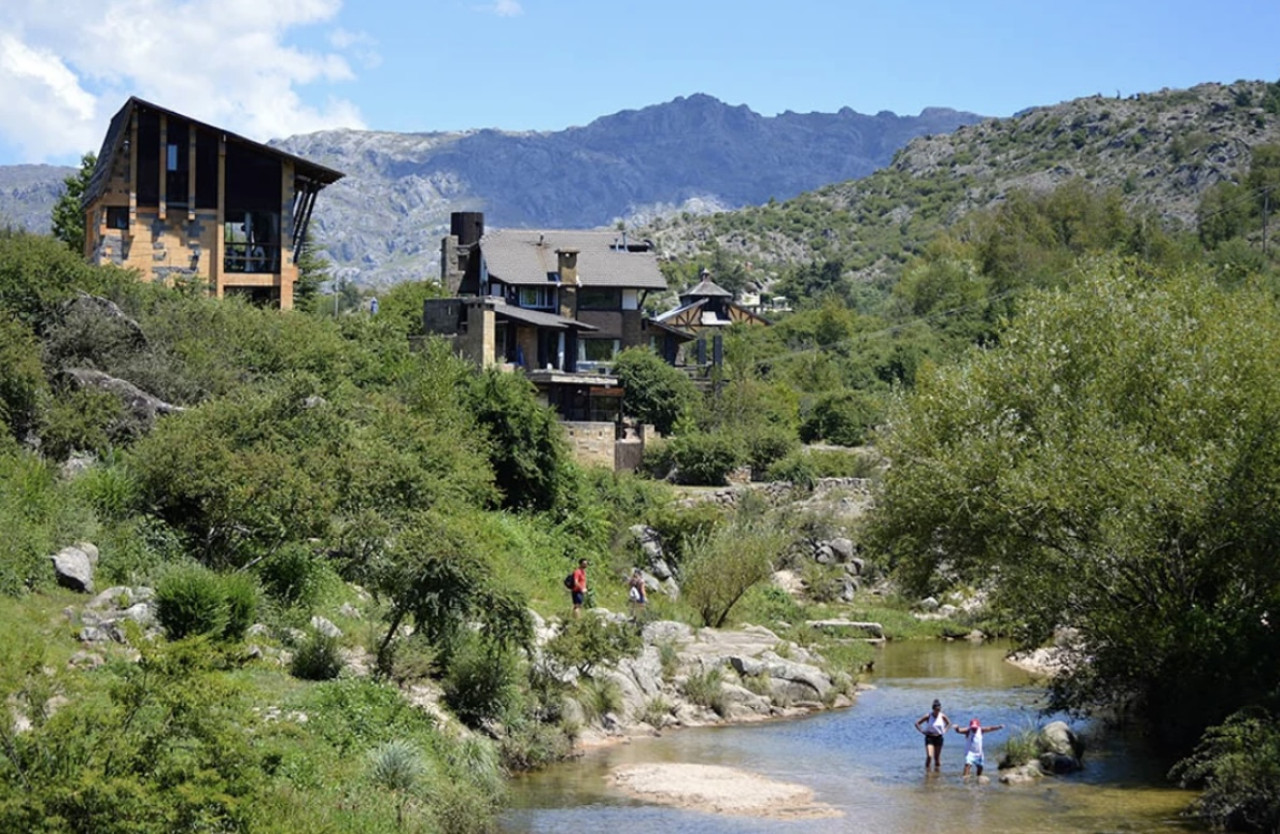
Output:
[{"xmin": 955, "ymin": 718, "xmax": 1004, "ymax": 778}]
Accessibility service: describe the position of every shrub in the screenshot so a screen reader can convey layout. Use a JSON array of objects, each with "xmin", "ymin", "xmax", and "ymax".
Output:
[
  {"xmin": 544, "ymin": 612, "xmax": 642, "ymax": 676},
  {"xmin": 682, "ymin": 519, "xmax": 786, "ymax": 628},
  {"xmin": 256, "ymin": 542, "xmax": 330, "ymax": 610},
  {"xmin": 765, "ymin": 452, "xmax": 817, "ymax": 489},
  {"xmin": 742, "ymin": 423, "xmax": 798, "ymax": 476},
  {"xmin": 221, "ymin": 571, "xmax": 260, "ymax": 641},
  {"xmin": 155, "ymin": 565, "xmax": 230, "ymax": 640},
  {"xmin": 799, "ymin": 389, "xmax": 881, "ymax": 446},
  {"xmin": 657, "ymin": 640, "xmax": 680, "ymax": 681},
  {"xmin": 290, "ymin": 630, "xmax": 344, "ymax": 681},
  {"xmin": 635, "ymin": 696, "xmax": 674, "ymax": 728},
  {"xmin": 612, "ymin": 347, "xmax": 701, "ymax": 435},
  {"xmin": 441, "ymin": 636, "xmax": 521, "ymax": 728},
  {"xmin": 0, "ymin": 316, "xmax": 46, "ymax": 443},
  {"xmin": 1173, "ymin": 708, "xmax": 1280, "ymax": 832},
  {"xmin": 670, "ymin": 431, "xmax": 743, "ymax": 485},
  {"xmin": 682, "ymin": 667, "xmax": 727, "ymax": 716},
  {"xmin": 576, "ymin": 676, "xmax": 623, "ymax": 723},
  {"xmin": 367, "ymin": 739, "xmax": 426, "ymax": 793}
]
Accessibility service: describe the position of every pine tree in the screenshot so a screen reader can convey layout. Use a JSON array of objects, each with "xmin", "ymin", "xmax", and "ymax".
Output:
[{"xmin": 51, "ymin": 152, "xmax": 96, "ymax": 254}]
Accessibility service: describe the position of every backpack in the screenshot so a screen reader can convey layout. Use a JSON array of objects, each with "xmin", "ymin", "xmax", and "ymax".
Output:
[{"xmin": 563, "ymin": 573, "xmax": 575, "ymax": 590}]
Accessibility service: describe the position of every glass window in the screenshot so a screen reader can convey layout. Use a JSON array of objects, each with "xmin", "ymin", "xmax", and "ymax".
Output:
[
  {"xmin": 578, "ymin": 339, "xmax": 620, "ymax": 364},
  {"xmin": 579, "ymin": 288, "xmax": 621, "ymax": 310},
  {"xmin": 518, "ymin": 286, "xmax": 555, "ymax": 309}
]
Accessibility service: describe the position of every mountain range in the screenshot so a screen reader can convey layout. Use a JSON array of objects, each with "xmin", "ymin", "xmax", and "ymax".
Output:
[{"xmin": 0, "ymin": 95, "xmax": 983, "ymax": 285}]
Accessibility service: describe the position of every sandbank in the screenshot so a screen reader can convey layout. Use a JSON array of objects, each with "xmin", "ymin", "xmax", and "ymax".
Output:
[{"xmin": 609, "ymin": 762, "xmax": 841, "ymax": 819}]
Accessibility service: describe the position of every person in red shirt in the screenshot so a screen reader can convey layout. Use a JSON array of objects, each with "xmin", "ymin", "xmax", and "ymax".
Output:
[{"xmin": 570, "ymin": 558, "xmax": 588, "ymax": 618}]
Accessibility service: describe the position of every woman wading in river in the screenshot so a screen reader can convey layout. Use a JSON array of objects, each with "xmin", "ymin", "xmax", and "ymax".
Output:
[{"xmin": 913, "ymin": 699, "xmax": 951, "ymax": 771}]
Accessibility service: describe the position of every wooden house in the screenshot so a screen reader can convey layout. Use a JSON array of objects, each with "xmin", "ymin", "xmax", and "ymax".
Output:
[{"xmin": 81, "ymin": 97, "xmax": 343, "ymax": 309}]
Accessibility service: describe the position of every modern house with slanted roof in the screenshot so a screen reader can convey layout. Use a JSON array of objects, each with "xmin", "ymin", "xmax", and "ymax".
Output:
[{"xmin": 82, "ymin": 97, "xmax": 343, "ymax": 310}]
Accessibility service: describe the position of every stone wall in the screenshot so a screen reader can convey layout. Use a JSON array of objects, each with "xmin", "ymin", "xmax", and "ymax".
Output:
[{"xmin": 561, "ymin": 421, "xmax": 618, "ymax": 469}]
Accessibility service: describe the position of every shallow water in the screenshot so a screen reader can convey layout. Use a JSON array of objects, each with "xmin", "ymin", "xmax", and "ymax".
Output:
[{"xmin": 501, "ymin": 640, "xmax": 1199, "ymax": 833}]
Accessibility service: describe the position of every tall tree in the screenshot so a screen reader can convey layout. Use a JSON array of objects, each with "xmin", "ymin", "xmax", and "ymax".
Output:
[
  {"xmin": 870, "ymin": 257, "xmax": 1280, "ymax": 755},
  {"xmin": 51, "ymin": 152, "xmax": 96, "ymax": 255}
]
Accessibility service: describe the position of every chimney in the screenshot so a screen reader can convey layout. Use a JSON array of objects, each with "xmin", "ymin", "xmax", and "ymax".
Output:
[
  {"xmin": 557, "ymin": 247, "xmax": 580, "ymax": 321},
  {"xmin": 556, "ymin": 248, "xmax": 580, "ymax": 287},
  {"xmin": 442, "ymin": 212, "xmax": 484, "ymax": 294}
]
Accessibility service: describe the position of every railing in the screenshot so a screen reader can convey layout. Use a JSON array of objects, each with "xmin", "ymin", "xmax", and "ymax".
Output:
[{"xmin": 223, "ymin": 242, "xmax": 280, "ymax": 274}]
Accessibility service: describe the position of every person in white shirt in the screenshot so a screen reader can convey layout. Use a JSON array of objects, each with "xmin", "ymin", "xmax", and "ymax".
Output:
[
  {"xmin": 913, "ymin": 699, "xmax": 951, "ymax": 771},
  {"xmin": 955, "ymin": 717, "xmax": 1004, "ymax": 778}
]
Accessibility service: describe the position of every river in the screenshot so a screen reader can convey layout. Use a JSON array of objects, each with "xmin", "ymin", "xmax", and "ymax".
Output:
[{"xmin": 501, "ymin": 640, "xmax": 1199, "ymax": 833}]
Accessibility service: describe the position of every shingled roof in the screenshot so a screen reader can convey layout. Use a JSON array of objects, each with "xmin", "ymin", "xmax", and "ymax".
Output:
[
  {"xmin": 83, "ymin": 97, "xmax": 344, "ymax": 209},
  {"xmin": 481, "ymin": 229, "xmax": 667, "ymax": 290}
]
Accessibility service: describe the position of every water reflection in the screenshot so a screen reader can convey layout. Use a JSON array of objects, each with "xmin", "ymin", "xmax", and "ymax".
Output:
[{"xmin": 503, "ymin": 640, "xmax": 1198, "ymax": 833}]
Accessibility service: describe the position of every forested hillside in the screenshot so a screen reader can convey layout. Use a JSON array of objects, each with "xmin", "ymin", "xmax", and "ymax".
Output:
[{"xmin": 648, "ymin": 79, "xmax": 1280, "ymax": 304}]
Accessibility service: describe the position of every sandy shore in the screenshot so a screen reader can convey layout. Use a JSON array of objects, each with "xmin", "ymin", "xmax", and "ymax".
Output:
[{"xmin": 609, "ymin": 763, "xmax": 841, "ymax": 819}]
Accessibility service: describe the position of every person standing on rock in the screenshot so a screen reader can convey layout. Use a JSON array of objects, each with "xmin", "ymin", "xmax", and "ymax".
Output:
[
  {"xmin": 914, "ymin": 699, "xmax": 951, "ymax": 771},
  {"xmin": 570, "ymin": 558, "xmax": 588, "ymax": 618},
  {"xmin": 956, "ymin": 718, "xmax": 1004, "ymax": 779},
  {"xmin": 627, "ymin": 567, "xmax": 647, "ymax": 621}
]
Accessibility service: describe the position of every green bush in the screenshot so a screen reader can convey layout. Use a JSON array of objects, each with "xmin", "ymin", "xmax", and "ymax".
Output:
[
  {"xmin": 682, "ymin": 519, "xmax": 786, "ymax": 628},
  {"xmin": 1173, "ymin": 708, "xmax": 1280, "ymax": 832},
  {"xmin": 670, "ymin": 431, "xmax": 743, "ymax": 485},
  {"xmin": 290, "ymin": 630, "xmax": 344, "ymax": 681},
  {"xmin": 742, "ymin": 423, "xmax": 798, "ymax": 476},
  {"xmin": 765, "ymin": 452, "xmax": 817, "ymax": 488},
  {"xmin": 682, "ymin": 667, "xmax": 727, "ymax": 716},
  {"xmin": 256, "ymin": 543, "xmax": 330, "ymax": 609},
  {"xmin": 576, "ymin": 676, "xmax": 623, "ymax": 723},
  {"xmin": 154, "ymin": 565, "xmax": 259, "ymax": 641},
  {"xmin": 799, "ymin": 389, "xmax": 881, "ymax": 446},
  {"xmin": 544, "ymin": 612, "xmax": 642, "ymax": 676},
  {"xmin": 221, "ymin": 572, "xmax": 259, "ymax": 641},
  {"xmin": 441, "ymin": 636, "xmax": 521, "ymax": 728},
  {"xmin": 154, "ymin": 565, "xmax": 230, "ymax": 640},
  {"xmin": 0, "ymin": 316, "xmax": 46, "ymax": 443},
  {"xmin": 613, "ymin": 347, "xmax": 701, "ymax": 435}
]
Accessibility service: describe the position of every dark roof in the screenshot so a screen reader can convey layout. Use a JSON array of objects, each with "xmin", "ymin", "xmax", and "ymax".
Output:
[
  {"xmin": 681, "ymin": 278, "xmax": 734, "ymax": 299},
  {"xmin": 83, "ymin": 97, "xmax": 344, "ymax": 208},
  {"xmin": 495, "ymin": 304, "xmax": 598, "ymax": 331},
  {"xmin": 481, "ymin": 229, "xmax": 667, "ymax": 290}
]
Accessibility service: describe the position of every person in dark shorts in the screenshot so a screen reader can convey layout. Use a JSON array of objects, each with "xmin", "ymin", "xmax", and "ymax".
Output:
[
  {"xmin": 570, "ymin": 558, "xmax": 588, "ymax": 618},
  {"xmin": 914, "ymin": 699, "xmax": 951, "ymax": 771}
]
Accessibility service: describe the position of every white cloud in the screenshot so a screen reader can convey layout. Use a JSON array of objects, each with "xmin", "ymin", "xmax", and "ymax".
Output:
[
  {"xmin": 492, "ymin": 0, "xmax": 524, "ymax": 17},
  {"xmin": 0, "ymin": 0, "xmax": 368, "ymax": 163}
]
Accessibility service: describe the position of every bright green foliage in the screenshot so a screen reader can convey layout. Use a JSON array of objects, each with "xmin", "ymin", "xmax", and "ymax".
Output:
[
  {"xmin": 1173, "ymin": 708, "xmax": 1280, "ymax": 832},
  {"xmin": 0, "ymin": 316, "xmax": 46, "ymax": 442},
  {"xmin": 154, "ymin": 564, "xmax": 259, "ymax": 641},
  {"xmin": 0, "ymin": 450, "xmax": 90, "ymax": 594},
  {"xmin": 50, "ymin": 152, "xmax": 95, "ymax": 255},
  {"xmin": 364, "ymin": 509, "xmax": 532, "ymax": 669},
  {"xmin": 669, "ymin": 431, "xmax": 742, "ymax": 485},
  {"xmin": 129, "ymin": 384, "xmax": 341, "ymax": 567},
  {"xmin": 544, "ymin": 612, "xmax": 643, "ymax": 676},
  {"xmin": 441, "ymin": 633, "xmax": 522, "ymax": 728},
  {"xmin": 290, "ymin": 630, "xmax": 344, "ymax": 681},
  {"xmin": 799, "ymin": 388, "xmax": 882, "ymax": 446},
  {"xmin": 0, "ymin": 639, "xmax": 264, "ymax": 834},
  {"xmin": 466, "ymin": 367, "xmax": 570, "ymax": 512},
  {"xmin": 612, "ymin": 346, "xmax": 700, "ymax": 434},
  {"xmin": 291, "ymin": 231, "xmax": 329, "ymax": 311},
  {"xmin": 870, "ymin": 258, "xmax": 1280, "ymax": 753},
  {"xmin": 681, "ymin": 517, "xmax": 786, "ymax": 628},
  {"xmin": 0, "ymin": 230, "xmax": 130, "ymax": 327}
]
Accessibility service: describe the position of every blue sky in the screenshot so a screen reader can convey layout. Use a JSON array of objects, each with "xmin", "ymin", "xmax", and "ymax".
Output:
[{"xmin": 2, "ymin": 0, "xmax": 1278, "ymax": 166}]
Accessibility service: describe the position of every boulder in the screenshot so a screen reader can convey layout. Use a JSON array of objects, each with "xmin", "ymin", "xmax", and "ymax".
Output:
[
  {"xmin": 1041, "ymin": 720, "xmax": 1085, "ymax": 759},
  {"xmin": 51, "ymin": 545, "xmax": 95, "ymax": 593},
  {"xmin": 828, "ymin": 537, "xmax": 855, "ymax": 562},
  {"xmin": 998, "ymin": 761, "xmax": 1046, "ymax": 784},
  {"xmin": 310, "ymin": 616, "xmax": 343, "ymax": 638},
  {"xmin": 1039, "ymin": 752, "xmax": 1083, "ymax": 774}
]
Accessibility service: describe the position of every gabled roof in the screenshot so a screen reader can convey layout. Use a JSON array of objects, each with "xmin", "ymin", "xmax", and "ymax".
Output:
[
  {"xmin": 681, "ymin": 278, "xmax": 734, "ymax": 299},
  {"xmin": 83, "ymin": 97, "xmax": 344, "ymax": 208},
  {"xmin": 481, "ymin": 229, "xmax": 667, "ymax": 290}
]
